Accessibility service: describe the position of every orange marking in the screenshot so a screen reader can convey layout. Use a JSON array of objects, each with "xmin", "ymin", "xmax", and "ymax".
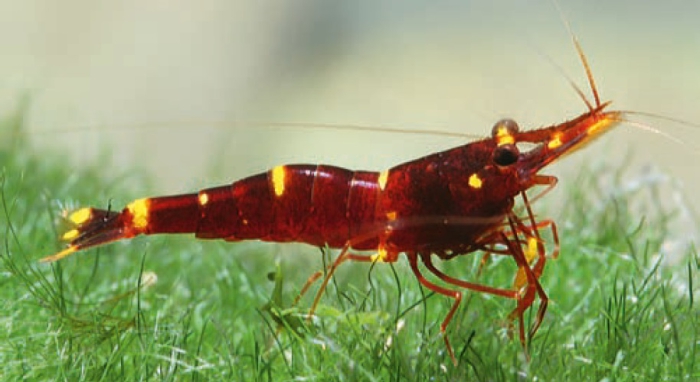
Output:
[
  {"xmin": 39, "ymin": 246, "xmax": 77, "ymax": 263},
  {"xmin": 587, "ymin": 118, "xmax": 614, "ymax": 136},
  {"xmin": 547, "ymin": 132, "xmax": 563, "ymax": 150},
  {"xmin": 61, "ymin": 229, "xmax": 79, "ymax": 241},
  {"xmin": 198, "ymin": 192, "xmax": 209, "ymax": 206},
  {"xmin": 371, "ymin": 246, "xmax": 389, "ymax": 262},
  {"xmin": 271, "ymin": 166, "xmax": 287, "ymax": 197},
  {"xmin": 126, "ymin": 198, "xmax": 150, "ymax": 230},
  {"xmin": 68, "ymin": 208, "xmax": 92, "ymax": 225},
  {"xmin": 468, "ymin": 173, "xmax": 483, "ymax": 189},
  {"xmin": 495, "ymin": 125, "xmax": 515, "ymax": 146},
  {"xmin": 378, "ymin": 170, "xmax": 389, "ymax": 191}
]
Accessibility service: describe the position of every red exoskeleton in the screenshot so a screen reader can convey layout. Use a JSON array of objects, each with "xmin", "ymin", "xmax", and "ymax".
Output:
[{"xmin": 41, "ymin": 33, "xmax": 625, "ymax": 365}]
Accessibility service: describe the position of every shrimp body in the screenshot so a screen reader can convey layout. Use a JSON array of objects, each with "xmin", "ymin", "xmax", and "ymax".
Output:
[
  {"xmin": 45, "ymin": 105, "xmax": 618, "ymax": 264},
  {"xmin": 40, "ymin": 28, "xmax": 623, "ymax": 364}
]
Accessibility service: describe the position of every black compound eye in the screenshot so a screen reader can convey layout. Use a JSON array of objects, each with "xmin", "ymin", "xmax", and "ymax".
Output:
[
  {"xmin": 491, "ymin": 118, "xmax": 520, "ymax": 140},
  {"xmin": 492, "ymin": 143, "xmax": 520, "ymax": 167}
]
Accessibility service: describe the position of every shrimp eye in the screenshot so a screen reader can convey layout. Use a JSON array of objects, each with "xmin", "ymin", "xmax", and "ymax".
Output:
[
  {"xmin": 492, "ymin": 144, "xmax": 519, "ymax": 167},
  {"xmin": 491, "ymin": 118, "xmax": 520, "ymax": 140}
]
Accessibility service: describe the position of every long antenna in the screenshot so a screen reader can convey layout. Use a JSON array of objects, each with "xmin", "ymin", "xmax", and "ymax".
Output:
[
  {"xmin": 29, "ymin": 120, "xmax": 479, "ymax": 140},
  {"xmin": 552, "ymin": 0, "xmax": 602, "ymax": 108}
]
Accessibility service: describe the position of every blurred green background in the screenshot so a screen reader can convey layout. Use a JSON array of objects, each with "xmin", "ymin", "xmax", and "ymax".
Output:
[{"xmin": 1, "ymin": 2, "xmax": 699, "ymax": 378}]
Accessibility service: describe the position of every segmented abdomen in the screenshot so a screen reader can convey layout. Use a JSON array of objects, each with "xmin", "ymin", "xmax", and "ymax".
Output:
[{"xmin": 191, "ymin": 164, "xmax": 382, "ymax": 248}]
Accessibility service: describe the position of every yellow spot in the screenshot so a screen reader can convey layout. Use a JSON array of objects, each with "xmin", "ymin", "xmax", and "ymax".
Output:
[
  {"xmin": 127, "ymin": 198, "xmax": 150, "ymax": 230},
  {"xmin": 68, "ymin": 208, "xmax": 92, "ymax": 225},
  {"xmin": 495, "ymin": 126, "xmax": 515, "ymax": 146},
  {"xmin": 371, "ymin": 246, "xmax": 388, "ymax": 262},
  {"xmin": 514, "ymin": 267, "xmax": 528, "ymax": 292},
  {"xmin": 468, "ymin": 173, "xmax": 483, "ymax": 189},
  {"xmin": 378, "ymin": 170, "xmax": 389, "ymax": 191},
  {"xmin": 386, "ymin": 211, "xmax": 397, "ymax": 221},
  {"xmin": 525, "ymin": 237, "xmax": 539, "ymax": 264},
  {"xmin": 587, "ymin": 118, "xmax": 613, "ymax": 136},
  {"xmin": 198, "ymin": 192, "xmax": 209, "ymax": 206},
  {"xmin": 271, "ymin": 165, "xmax": 286, "ymax": 197},
  {"xmin": 514, "ymin": 237, "xmax": 540, "ymax": 292},
  {"xmin": 61, "ymin": 229, "xmax": 79, "ymax": 241},
  {"xmin": 547, "ymin": 133, "xmax": 563, "ymax": 150},
  {"xmin": 242, "ymin": 219, "xmax": 249, "ymax": 225}
]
